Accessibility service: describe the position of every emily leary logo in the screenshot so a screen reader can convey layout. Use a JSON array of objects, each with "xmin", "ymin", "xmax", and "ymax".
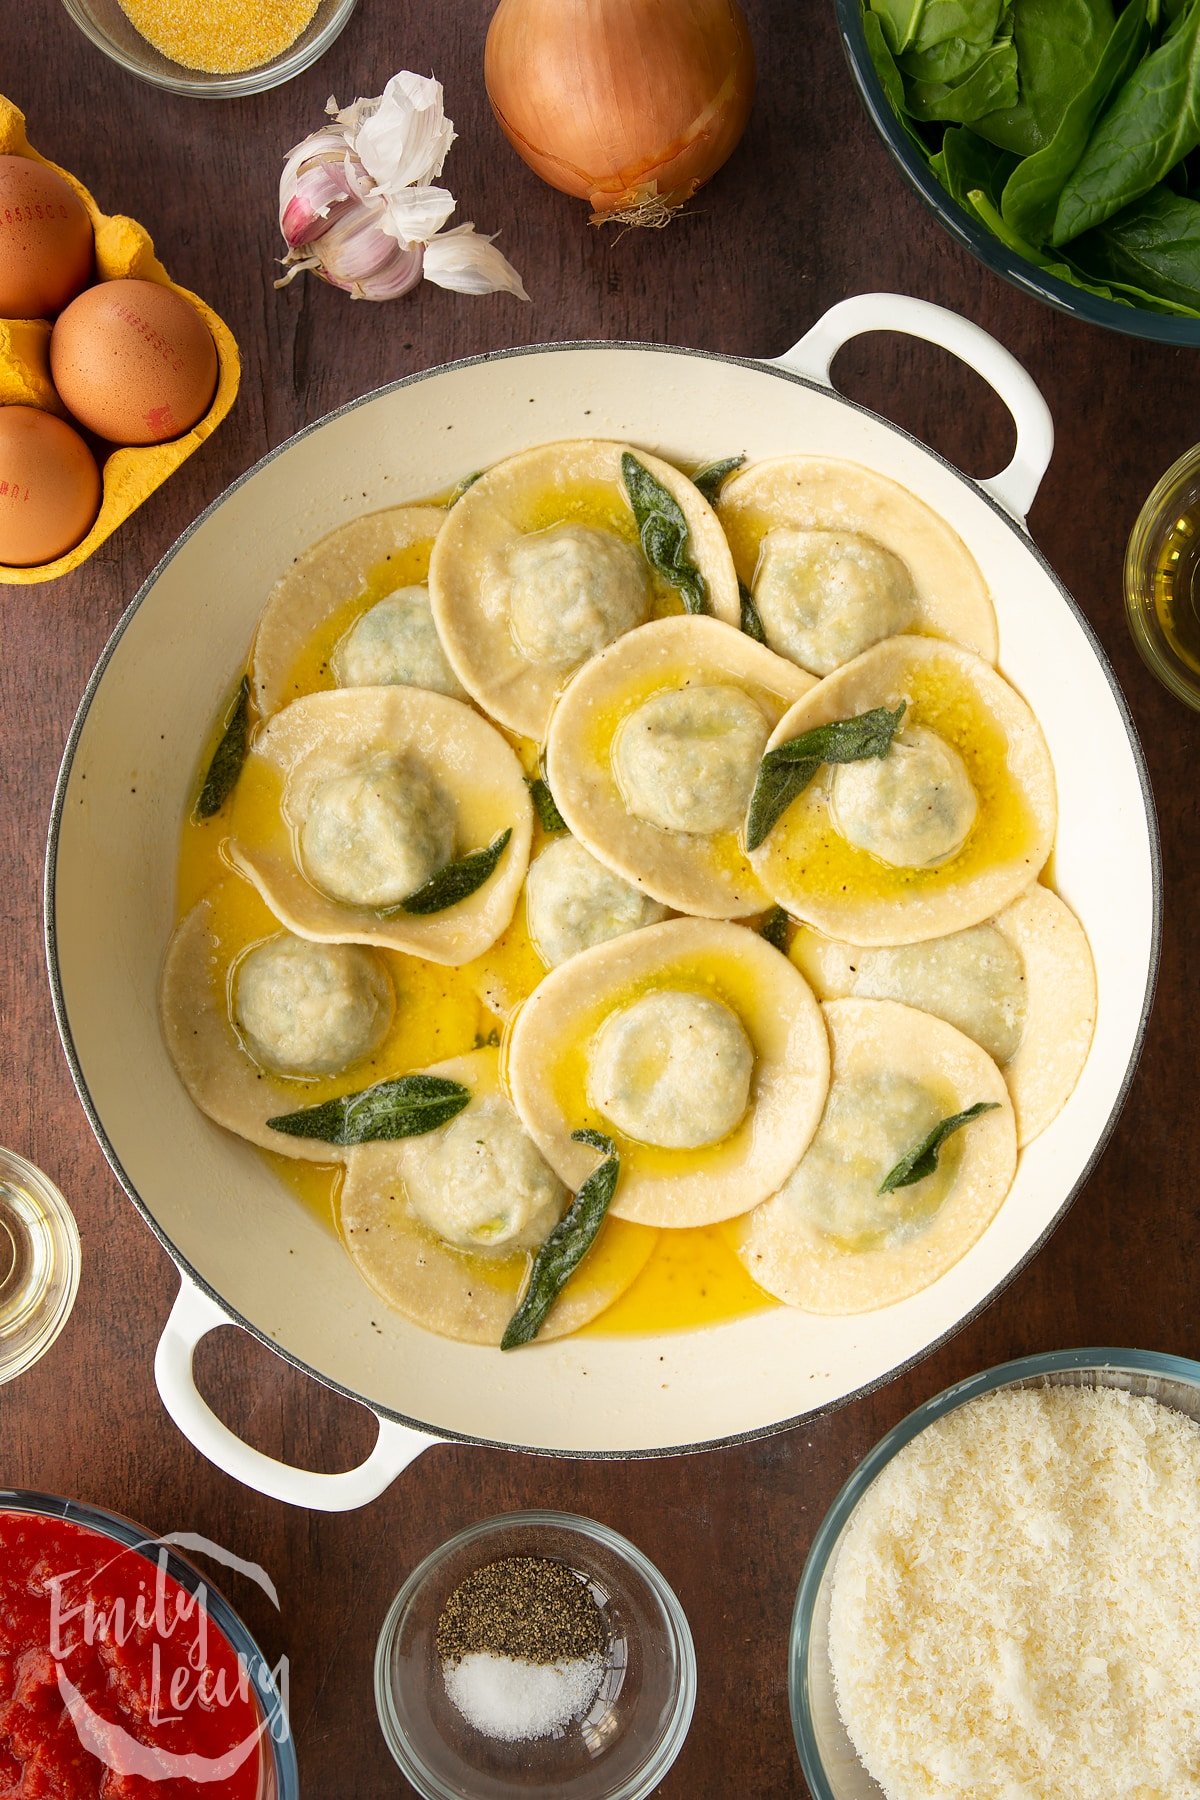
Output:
[{"xmin": 46, "ymin": 1531, "xmax": 290, "ymax": 1783}]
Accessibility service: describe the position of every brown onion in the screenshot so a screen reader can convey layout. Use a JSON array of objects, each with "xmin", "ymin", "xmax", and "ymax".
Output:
[{"xmin": 484, "ymin": 0, "xmax": 756, "ymax": 225}]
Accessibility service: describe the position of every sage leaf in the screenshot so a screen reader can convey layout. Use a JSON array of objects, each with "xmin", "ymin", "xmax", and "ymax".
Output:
[
  {"xmin": 621, "ymin": 452, "xmax": 709, "ymax": 615},
  {"xmin": 528, "ymin": 775, "xmax": 567, "ymax": 833},
  {"xmin": 449, "ymin": 470, "xmax": 483, "ymax": 504},
  {"xmin": 744, "ymin": 703, "xmax": 907, "ymax": 853},
  {"xmin": 193, "ymin": 676, "xmax": 251, "ymax": 822},
  {"xmin": 879, "ymin": 1101, "xmax": 1000, "ymax": 1192},
  {"xmin": 1053, "ymin": 1, "xmax": 1200, "ymax": 244},
  {"xmin": 692, "ymin": 455, "xmax": 745, "ymax": 504},
  {"xmin": 739, "ymin": 579, "xmax": 767, "ymax": 644},
  {"xmin": 1001, "ymin": 0, "xmax": 1150, "ymax": 245},
  {"xmin": 760, "ymin": 905, "xmax": 791, "ymax": 952},
  {"xmin": 382, "ymin": 828, "xmax": 513, "ymax": 917},
  {"xmin": 501, "ymin": 1131, "xmax": 619, "ymax": 1350},
  {"xmin": 267, "ymin": 1073, "xmax": 470, "ymax": 1145}
]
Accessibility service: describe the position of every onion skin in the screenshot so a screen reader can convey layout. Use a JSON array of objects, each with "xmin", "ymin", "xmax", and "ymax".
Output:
[{"xmin": 484, "ymin": 0, "xmax": 756, "ymax": 224}]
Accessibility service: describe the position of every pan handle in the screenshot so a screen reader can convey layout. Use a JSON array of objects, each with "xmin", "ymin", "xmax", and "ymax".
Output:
[
  {"xmin": 154, "ymin": 1278, "xmax": 440, "ymax": 1511},
  {"xmin": 772, "ymin": 292, "xmax": 1054, "ymax": 526}
]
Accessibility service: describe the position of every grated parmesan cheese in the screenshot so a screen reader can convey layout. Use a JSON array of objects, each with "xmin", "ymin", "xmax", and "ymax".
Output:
[{"xmin": 828, "ymin": 1385, "xmax": 1200, "ymax": 1800}]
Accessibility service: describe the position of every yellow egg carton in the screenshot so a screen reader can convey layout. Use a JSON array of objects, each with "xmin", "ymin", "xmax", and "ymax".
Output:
[{"xmin": 0, "ymin": 95, "xmax": 240, "ymax": 584}]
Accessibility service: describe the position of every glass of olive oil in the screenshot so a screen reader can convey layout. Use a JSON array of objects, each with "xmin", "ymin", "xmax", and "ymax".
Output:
[
  {"xmin": 0, "ymin": 1149, "xmax": 81, "ymax": 1383},
  {"xmin": 1125, "ymin": 442, "xmax": 1200, "ymax": 710}
]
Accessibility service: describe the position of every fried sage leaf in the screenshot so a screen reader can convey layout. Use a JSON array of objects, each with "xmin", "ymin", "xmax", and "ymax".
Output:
[
  {"xmin": 528, "ymin": 775, "xmax": 567, "ymax": 833},
  {"xmin": 449, "ymin": 469, "xmax": 484, "ymax": 505},
  {"xmin": 381, "ymin": 828, "xmax": 513, "ymax": 918},
  {"xmin": 878, "ymin": 1101, "xmax": 1000, "ymax": 1193},
  {"xmin": 744, "ymin": 702, "xmax": 906, "ymax": 852},
  {"xmin": 194, "ymin": 675, "xmax": 251, "ymax": 822},
  {"xmin": 692, "ymin": 454, "xmax": 745, "ymax": 504},
  {"xmin": 267, "ymin": 1073, "xmax": 470, "ymax": 1145},
  {"xmin": 621, "ymin": 451, "xmax": 709, "ymax": 615},
  {"xmin": 501, "ymin": 1130, "xmax": 620, "ymax": 1350},
  {"xmin": 759, "ymin": 905, "xmax": 792, "ymax": 952},
  {"xmin": 739, "ymin": 578, "xmax": 767, "ymax": 644}
]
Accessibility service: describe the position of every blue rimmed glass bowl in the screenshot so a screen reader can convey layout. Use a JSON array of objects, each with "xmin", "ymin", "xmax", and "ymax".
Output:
[
  {"xmin": 834, "ymin": 1, "xmax": 1200, "ymax": 347},
  {"xmin": 789, "ymin": 1348, "xmax": 1200, "ymax": 1798},
  {"xmin": 0, "ymin": 1488, "xmax": 298, "ymax": 1798}
]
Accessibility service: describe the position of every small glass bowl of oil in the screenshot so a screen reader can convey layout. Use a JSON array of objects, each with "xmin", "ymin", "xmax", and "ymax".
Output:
[
  {"xmin": 0, "ymin": 1149, "xmax": 81, "ymax": 1383},
  {"xmin": 1125, "ymin": 442, "xmax": 1200, "ymax": 710}
]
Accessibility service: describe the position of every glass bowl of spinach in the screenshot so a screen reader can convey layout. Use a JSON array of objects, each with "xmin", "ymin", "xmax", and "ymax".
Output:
[{"xmin": 838, "ymin": 0, "xmax": 1200, "ymax": 343}]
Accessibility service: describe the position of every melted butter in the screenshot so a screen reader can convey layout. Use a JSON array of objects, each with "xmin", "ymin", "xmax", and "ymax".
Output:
[
  {"xmin": 175, "ymin": 521, "xmax": 780, "ymax": 1335},
  {"xmin": 758, "ymin": 655, "xmax": 1041, "ymax": 905},
  {"xmin": 720, "ymin": 502, "xmax": 772, "ymax": 592}
]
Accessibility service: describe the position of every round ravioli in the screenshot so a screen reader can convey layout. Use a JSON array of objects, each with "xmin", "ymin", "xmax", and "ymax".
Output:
[
  {"xmin": 160, "ymin": 894, "xmax": 397, "ymax": 1163},
  {"xmin": 718, "ymin": 457, "xmax": 997, "ymax": 676},
  {"xmin": 338, "ymin": 1050, "xmax": 657, "ymax": 1344},
  {"xmin": 793, "ymin": 884, "xmax": 1095, "ymax": 1147},
  {"xmin": 734, "ymin": 998, "xmax": 1017, "ymax": 1313},
  {"xmin": 749, "ymin": 636, "xmax": 1056, "ymax": 945},
  {"xmin": 506, "ymin": 917, "xmax": 830, "ymax": 1228},
  {"xmin": 428, "ymin": 440, "xmax": 740, "ymax": 739},
  {"xmin": 525, "ymin": 836, "xmax": 667, "ymax": 968},
  {"xmin": 227, "ymin": 687, "xmax": 532, "ymax": 963},
  {"xmin": 547, "ymin": 616, "xmax": 815, "ymax": 918},
  {"xmin": 252, "ymin": 506, "xmax": 449, "ymax": 716}
]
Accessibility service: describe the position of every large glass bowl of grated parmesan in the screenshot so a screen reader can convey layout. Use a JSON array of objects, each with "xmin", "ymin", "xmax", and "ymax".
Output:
[
  {"xmin": 790, "ymin": 1348, "xmax": 1200, "ymax": 1800},
  {"xmin": 59, "ymin": 0, "xmax": 356, "ymax": 99}
]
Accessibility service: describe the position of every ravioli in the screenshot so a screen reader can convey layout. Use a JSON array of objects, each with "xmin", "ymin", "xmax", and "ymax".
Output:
[
  {"xmin": 749, "ymin": 637, "xmax": 1056, "ymax": 945},
  {"xmin": 718, "ymin": 457, "xmax": 997, "ymax": 675},
  {"xmin": 338, "ymin": 1050, "xmax": 657, "ymax": 1344},
  {"xmin": 251, "ymin": 506, "xmax": 449, "ymax": 716},
  {"xmin": 227, "ymin": 687, "xmax": 532, "ymax": 964},
  {"xmin": 506, "ymin": 917, "xmax": 830, "ymax": 1227},
  {"xmin": 525, "ymin": 836, "xmax": 667, "ymax": 968},
  {"xmin": 428, "ymin": 440, "xmax": 741, "ymax": 739},
  {"xmin": 547, "ymin": 616, "xmax": 814, "ymax": 918},
  {"xmin": 794, "ymin": 885, "xmax": 1095, "ymax": 1147},
  {"xmin": 160, "ymin": 894, "xmax": 394, "ymax": 1163},
  {"xmin": 733, "ymin": 998, "xmax": 1017, "ymax": 1312}
]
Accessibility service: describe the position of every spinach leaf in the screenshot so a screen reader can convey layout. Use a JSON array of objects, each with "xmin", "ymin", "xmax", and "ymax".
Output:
[
  {"xmin": 744, "ymin": 703, "xmax": 907, "ymax": 852},
  {"xmin": 907, "ymin": 40, "xmax": 1019, "ymax": 122},
  {"xmin": 621, "ymin": 453, "xmax": 708, "ymax": 615},
  {"xmin": 897, "ymin": 0, "xmax": 1011, "ymax": 84},
  {"xmin": 870, "ymin": 0, "xmax": 932, "ymax": 54},
  {"xmin": 879, "ymin": 1101, "xmax": 999, "ymax": 1192},
  {"xmin": 501, "ymin": 1131, "xmax": 619, "ymax": 1350},
  {"xmin": 932, "ymin": 125, "xmax": 1018, "ymax": 207},
  {"xmin": 1073, "ymin": 187, "xmax": 1200, "ymax": 308},
  {"xmin": 194, "ymin": 676, "xmax": 251, "ymax": 822},
  {"xmin": 381, "ymin": 828, "xmax": 512, "ymax": 917},
  {"xmin": 974, "ymin": 0, "xmax": 1117, "ymax": 158},
  {"xmin": 1054, "ymin": 1, "xmax": 1200, "ymax": 243},
  {"xmin": 1001, "ymin": 0, "xmax": 1151, "ymax": 244},
  {"xmin": 267, "ymin": 1073, "xmax": 470, "ymax": 1145}
]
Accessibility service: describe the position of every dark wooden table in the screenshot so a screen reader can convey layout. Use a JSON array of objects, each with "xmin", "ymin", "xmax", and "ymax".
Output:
[{"xmin": 2, "ymin": 2, "xmax": 1196, "ymax": 1794}]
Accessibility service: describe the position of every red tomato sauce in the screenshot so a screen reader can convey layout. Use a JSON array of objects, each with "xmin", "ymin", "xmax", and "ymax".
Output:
[{"xmin": 0, "ymin": 1509, "xmax": 265, "ymax": 1798}]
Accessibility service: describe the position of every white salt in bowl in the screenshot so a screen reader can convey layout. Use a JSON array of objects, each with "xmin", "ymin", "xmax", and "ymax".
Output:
[
  {"xmin": 376, "ymin": 1510, "xmax": 695, "ymax": 1800},
  {"xmin": 790, "ymin": 1347, "xmax": 1200, "ymax": 1798}
]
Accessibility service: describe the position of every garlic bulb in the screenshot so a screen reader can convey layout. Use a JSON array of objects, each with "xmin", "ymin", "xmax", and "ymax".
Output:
[{"xmin": 277, "ymin": 72, "xmax": 529, "ymax": 302}]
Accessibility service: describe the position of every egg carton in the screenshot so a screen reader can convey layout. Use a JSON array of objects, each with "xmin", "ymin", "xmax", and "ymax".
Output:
[{"xmin": 0, "ymin": 95, "xmax": 240, "ymax": 584}]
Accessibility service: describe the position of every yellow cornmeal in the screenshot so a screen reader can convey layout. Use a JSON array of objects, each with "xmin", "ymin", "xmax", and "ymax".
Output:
[
  {"xmin": 177, "ymin": 529, "xmax": 776, "ymax": 1336},
  {"xmin": 117, "ymin": 0, "xmax": 321, "ymax": 74}
]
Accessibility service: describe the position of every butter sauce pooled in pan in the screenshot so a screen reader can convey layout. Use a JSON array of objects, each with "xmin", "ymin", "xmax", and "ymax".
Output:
[{"xmin": 161, "ymin": 434, "xmax": 1094, "ymax": 1347}]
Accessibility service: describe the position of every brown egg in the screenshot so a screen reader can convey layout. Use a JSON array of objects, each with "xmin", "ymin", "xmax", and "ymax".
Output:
[
  {"xmin": 50, "ymin": 278, "xmax": 218, "ymax": 446},
  {"xmin": 0, "ymin": 156, "xmax": 94, "ymax": 319},
  {"xmin": 0, "ymin": 405, "xmax": 101, "ymax": 567}
]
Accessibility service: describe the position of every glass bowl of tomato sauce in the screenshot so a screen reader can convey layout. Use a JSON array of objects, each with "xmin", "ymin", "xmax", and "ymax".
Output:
[{"xmin": 0, "ymin": 1489, "xmax": 297, "ymax": 1797}]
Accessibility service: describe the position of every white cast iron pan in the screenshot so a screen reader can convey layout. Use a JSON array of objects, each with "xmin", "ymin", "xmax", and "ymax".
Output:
[{"xmin": 46, "ymin": 295, "xmax": 1160, "ymax": 1510}]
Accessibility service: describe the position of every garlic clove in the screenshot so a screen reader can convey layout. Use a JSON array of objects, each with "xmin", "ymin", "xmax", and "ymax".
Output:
[
  {"xmin": 375, "ymin": 183, "xmax": 456, "ymax": 247},
  {"xmin": 422, "ymin": 224, "xmax": 530, "ymax": 301},
  {"xmin": 352, "ymin": 72, "xmax": 457, "ymax": 191}
]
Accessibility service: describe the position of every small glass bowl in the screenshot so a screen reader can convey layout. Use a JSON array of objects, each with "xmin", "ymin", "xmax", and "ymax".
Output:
[
  {"xmin": 0, "ymin": 1148, "xmax": 81, "ymax": 1384},
  {"xmin": 1125, "ymin": 441, "xmax": 1200, "ymax": 710},
  {"xmin": 789, "ymin": 1348, "xmax": 1200, "ymax": 1798},
  {"xmin": 375, "ymin": 1511, "xmax": 696, "ymax": 1800},
  {"xmin": 59, "ymin": 0, "xmax": 357, "ymax": 98},
  {"xmin": 0, "ymin": 1488, "xmax": 298, "ymax": 1797}
]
